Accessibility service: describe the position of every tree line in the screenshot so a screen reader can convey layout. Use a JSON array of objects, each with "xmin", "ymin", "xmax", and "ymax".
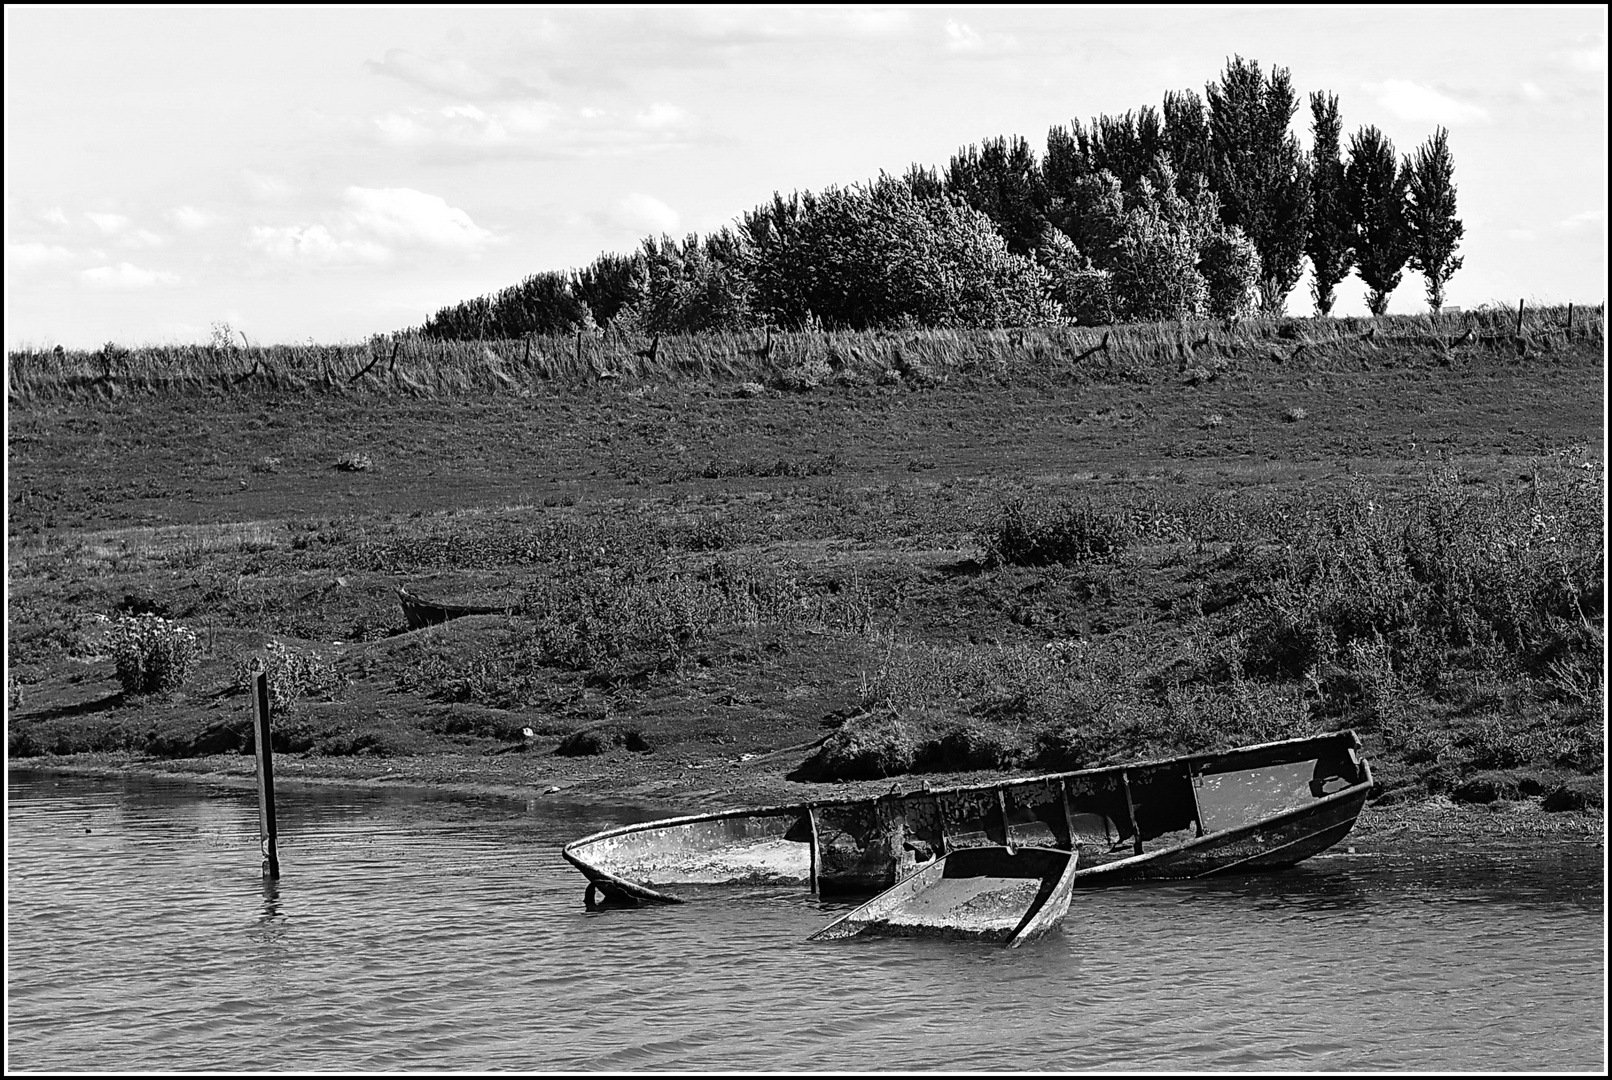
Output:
[{"xmin": 418, "ymin": 56, "xmax": 1464, "ymax": 340}]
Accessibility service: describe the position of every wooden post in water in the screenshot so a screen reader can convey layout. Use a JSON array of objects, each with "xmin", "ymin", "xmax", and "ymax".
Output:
[
  {"xmin": 806, "ymin": 806, "xmax": 820, "ymax": 896},
  {"xmin": 251, "ymin": 666, "xmax": 280, "ymax": 879}
]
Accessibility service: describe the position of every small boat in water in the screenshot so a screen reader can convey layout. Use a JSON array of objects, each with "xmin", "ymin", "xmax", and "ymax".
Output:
[
  {"xmin": 562, "ymin": 730, "xmax": 1372, "ymax": 908},
  {"xmin": 808, "ymin": 845, "xmax": 1079, "ymax": 948}
]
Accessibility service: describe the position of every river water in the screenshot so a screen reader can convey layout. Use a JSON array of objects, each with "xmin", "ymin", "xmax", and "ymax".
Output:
[{"xmin": 6, "ymin": 769, "xmax": 1604, "ymax": 1072}]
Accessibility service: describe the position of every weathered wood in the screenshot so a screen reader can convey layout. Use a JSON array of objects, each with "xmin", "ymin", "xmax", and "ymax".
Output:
[
  {"xmin": 1059, "ymin": 778, "xmax": 1079, "ymax": 850},
  {"xmin": 1185, "ymin": 764, "xmax": 1206, "ymax": 837},
  {"xmin": 1516, "ymin": 297, "xmax": 1525, "ymax": 337},
  {"xmin": 1121, "ymin": 769, "xmax": 1143, "ymax": 855},
  {"xmin": 562, "ymin": 730, "xmax": 1375, "ymax": 901},
  {"xmin": 808, "ymin": 846, "xmax": 1079, "ymax": 947},
  {"xmin": 807, "ymin": 806, "xmax": 821, "ymax": 896},
  {"xmin": 251, "ymin": 667, "xmax": 280, "ymax": 879}
]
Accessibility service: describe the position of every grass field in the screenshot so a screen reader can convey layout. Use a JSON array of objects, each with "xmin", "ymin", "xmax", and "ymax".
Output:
[{"xmin": 6, "ymin": 308, "xmax": 1605, "ymax": 813}]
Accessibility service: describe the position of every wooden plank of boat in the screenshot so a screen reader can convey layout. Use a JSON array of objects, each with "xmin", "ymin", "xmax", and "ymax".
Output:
[
  {"xmin": 809, "ymin": 846, "xmax": 1079, "ymax": 948},
  {"xmin": 560, "ymin": 730, "xmax": 1373, "ymax": 906},
  {"xmin": 396, "ymin": 586, "xmax": 510, "ymax": 630}
]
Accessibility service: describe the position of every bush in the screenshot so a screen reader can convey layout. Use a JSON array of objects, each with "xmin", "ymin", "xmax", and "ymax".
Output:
[
  {"xmin": 554, "ymin": 724, "xmax": 653, "ymax": 756},
  {"xmin": 101, "ymin": 613, "xmax": 200, "ymax": 694},
  {"xmin": 235, "ymin": 640, "xmax": 349, "ymax": 713},
  {"xmin": 802, "ymin": 710, "xmax": 920, "ymax": 779},
  {"xmin": 1066, "ymin": 269, "xmax": 1115, "ymax": 326},
  {"xmin": 982, "ymin": 498, "xmax": 1131, "ymax": 566},
  {"xmin": 1199, "ymin": 227, "xmax": 1262, "ymax": 318}
]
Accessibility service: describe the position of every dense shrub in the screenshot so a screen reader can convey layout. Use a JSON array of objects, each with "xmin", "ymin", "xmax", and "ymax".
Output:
[
  {"xmin": 802, "ymin": 709, "xmax": 921, "ymax": 779},
  {"xmin": 521, "ymin": 556, "xmax": 807, "ymax": 681},
  {"xmin": 101, "ymin": 613, "xmax": 200, "ymax": 694},
  {"xmin": 1065, "ymin": 269, "xmax": 1116, "ymax": 325},
  {"xmin": 742, "ymin": 176, "xmax": 1055, "ymax": 329},
  {"xmin": 982, "ymin": 498, "xmax": 1132, "ymax": 566},
  {"xmin": 1242, "ymin": 463, "xmax": 1604, "ymax": 694},
  {"xmin": 235, "ymin": 640, "xmax": 349, "ymax": 712},
  {"xmin": 555, "ymin": 724, "xmax": 653, "ymax": 756},
  {"xmin": 1199, "ymin": 227, "xmax": 1262, "ymax": 318}
]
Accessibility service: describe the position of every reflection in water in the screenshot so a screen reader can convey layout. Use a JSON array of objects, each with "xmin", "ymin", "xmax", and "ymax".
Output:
[{"xmin": 6, "ymin": 769, "xmax": 1603, "ymax": 1073}]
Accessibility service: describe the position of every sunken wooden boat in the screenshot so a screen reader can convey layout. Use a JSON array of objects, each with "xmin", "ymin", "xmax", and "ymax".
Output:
[
  {"xmin": 808, "ymin": 846, "xmax": 1079, "ymax": 948},
  {"xmin": 396, "ymin": 586, "xmax": 510, "ymax": 630},
  {"xmin": 562, "ymin": 730, "xmax": 1372, "ymax": 907}
]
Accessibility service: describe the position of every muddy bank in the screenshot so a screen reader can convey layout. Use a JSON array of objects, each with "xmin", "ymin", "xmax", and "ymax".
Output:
[{"xmin": 16, "ymin": 750, "xmax": 1603, "ymax": 854}]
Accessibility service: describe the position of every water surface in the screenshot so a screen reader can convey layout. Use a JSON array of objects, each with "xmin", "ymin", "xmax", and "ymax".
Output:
[{"xmin": 6, "ymin": 769, "xmax": 1603, "ymax": 1072}]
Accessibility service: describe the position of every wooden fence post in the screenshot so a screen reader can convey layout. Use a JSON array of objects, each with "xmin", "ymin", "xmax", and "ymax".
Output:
[
  {"xmin": 1516, "ymin": 298, "xmax": 1525, "ymax": 337},
  {"xmin": 252, "ymin": 666, "xmax": 280, "ymax": 879}
]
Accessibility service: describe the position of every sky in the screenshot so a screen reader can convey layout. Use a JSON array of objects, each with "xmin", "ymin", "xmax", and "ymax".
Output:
[{"xmin": 3, "ymin": 4, "xmax": 1606, "ymax": 349}]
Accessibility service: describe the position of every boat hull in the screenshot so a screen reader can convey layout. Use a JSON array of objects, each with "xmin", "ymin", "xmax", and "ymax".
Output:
[
  {"xmin": 397, "ymin": 587, "xmax": 508, "ymax": 630},
  {"xmin": 810, "ymin": 846, "xmax": 1079, "ymax": 947},
  {"xmin": 562, "ymin": 731, "xmax": 1372, "ymax": 904}
]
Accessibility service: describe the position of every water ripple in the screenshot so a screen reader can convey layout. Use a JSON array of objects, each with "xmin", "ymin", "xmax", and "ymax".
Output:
[{"xmin": 6, "ymin": 768, "xmax": 1603, "ymax": 1073}]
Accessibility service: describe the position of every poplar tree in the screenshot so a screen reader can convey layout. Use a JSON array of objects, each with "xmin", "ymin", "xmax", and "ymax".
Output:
[
  {"xmin": 1305, "ymin": 92, "xmax": 1354, "ymax": 316},
  {"xmin": 944, "ymin": 135, "xmax": 1048, "ymax": 256},
  {"xmin": 1205, "ymin": 56, "xmax": 1312, "ymax": 314},
  {"xmin": 1405, "ymin": 127, "xmax": 1464, "ymax": 314},
  {"xmin": 1345, "ymin": 125, "xmax": 1411, "ymax": 316}
]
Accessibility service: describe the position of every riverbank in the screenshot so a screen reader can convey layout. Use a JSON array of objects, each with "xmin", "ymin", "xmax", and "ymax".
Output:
[
  {"xmin": 8, "ymin": 325, "xmax": 1604, "ymax": 815},
  {"xmin": 16, "ymin": 749, "xmax": 1604, "ymax": 851}
]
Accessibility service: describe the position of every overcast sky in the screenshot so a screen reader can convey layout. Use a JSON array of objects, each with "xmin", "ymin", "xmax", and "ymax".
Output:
[{"xmin": 4, "ymin": 4, "xmax": 1606, "ymax": 349}]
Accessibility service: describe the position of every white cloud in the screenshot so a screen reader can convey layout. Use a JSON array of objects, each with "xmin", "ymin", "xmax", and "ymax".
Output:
[
  {"xmin": 7, "ymin": 242, "xmax": 76, "ymax": 267},
  {"xmin": 606, "ymin": 192, "xmax": 681, "ymax": 236},
  {"xmin": 1552, "ymin": 38, "xmax": 1606, "ymax": 73},
  {"xmin": 241, "ymin": 169, "xmax": 292, "ymax": 201},
  {"xmin": 340, "ymin": 187, "xmax": 497, "ymax": 251},
  {"xmin": 1367, "ymin": 79, "xmax": 1489, "ymax": 124},
  {"xmin": 248, "ymin": 187, "xmax": 497, "ymax": 266},
  {"xmin": 41, "ymin": 207, "xmax": 69, "ymax": 228},
  {"xmin": 942, "ymin": 17, "xmax": 1014, "ymax": 55},
  {"xmin": 363, "ymin": 49, "xmax": 545, "ymax": 100},
  {"xmin": 79, "ymin": 262, "xmax": 180, "ymax": 288},
  {"xmin": 169, "ymin": 206, "xmax": 217, "ymax": 231},
  {"xmin": 85, "ymin": 211, "xmax": 131, "ymax": 235},
  {"xmin": 371, "ymin": 98, "xmax": 697, "ymax": 160},
  {"xmin": 1519, "ymin": 80, "xmax": 1549, "ymax": 103},
  {"xmin": 1556, "ymin": 209, "xmax": 1605, "ymax": 234},
  {"xmin": 833, "ymin": 9, "xmax": 912, "ymax": 37},
  {"xmin": 944, "ymin": 19, "xmax": 986, "ymax": 52},
  {"xmin": 634, "ymin": 102, "xmax": 689, "ymax": 130},
  {"xmin": 77, "ymin": 211, "xmax": 166, "ymax": 247},
  {"xmin": 249, "ymin": 223, "xmax": 389, "ymax": 266}
]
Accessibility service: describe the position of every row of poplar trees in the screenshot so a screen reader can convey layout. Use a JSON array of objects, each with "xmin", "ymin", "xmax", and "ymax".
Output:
[{"xmin": 419, "ymin": 56, "xmax": 1465, "ymax": 339}]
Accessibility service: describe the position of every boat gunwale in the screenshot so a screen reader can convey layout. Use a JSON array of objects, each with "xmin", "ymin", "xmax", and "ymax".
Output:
[
  {"xmin": 1068, "ymin": 757, "xmax": 1373, "ymax": 879},
  {"xmin": 560, "ymin": 729, "xmax": 1368, "ymax": 862}
]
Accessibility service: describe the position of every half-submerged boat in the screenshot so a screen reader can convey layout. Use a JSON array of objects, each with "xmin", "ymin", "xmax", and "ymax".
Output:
[
  {"xmin": 808, "ymin": 846, "xmax": 1079, "ymax": 947},
  {"xmin": 563, "ymin": 730, "xmax": 1371, "ymax": 907}
]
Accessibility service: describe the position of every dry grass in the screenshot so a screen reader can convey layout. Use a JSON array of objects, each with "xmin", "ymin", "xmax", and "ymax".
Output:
[{"xmin": 8, "ymin": 304, "xmax": 1599, "ymax": 402}]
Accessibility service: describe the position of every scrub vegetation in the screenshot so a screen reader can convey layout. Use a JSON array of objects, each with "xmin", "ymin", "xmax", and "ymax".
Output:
[{"xmin": 6, "ymin": 309, "xmax": 1603, "ymax": 814}]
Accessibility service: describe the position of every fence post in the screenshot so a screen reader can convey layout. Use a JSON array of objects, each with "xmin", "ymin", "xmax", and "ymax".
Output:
[
  {"xmin": 1516, "ymin": 297, "xmax": 1525, "ymax": 337},
  {"xmin": 252, "ymin": 666, "xmax": 280, "ymax": 879},
  {"xmin": 1567, "ymin": 303, "xmax": 1573, "ymax": 339}
]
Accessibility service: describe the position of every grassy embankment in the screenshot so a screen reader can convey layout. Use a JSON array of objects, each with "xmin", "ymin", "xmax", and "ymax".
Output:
[{"xmin": 6, "ymin": 307, "xmax": 1605, "ymax": 813}]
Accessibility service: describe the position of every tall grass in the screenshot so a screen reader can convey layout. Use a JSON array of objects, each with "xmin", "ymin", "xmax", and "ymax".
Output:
[{"xmin": 9, "ymin": 304, "xmax": 1600, "ymax": 401}]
